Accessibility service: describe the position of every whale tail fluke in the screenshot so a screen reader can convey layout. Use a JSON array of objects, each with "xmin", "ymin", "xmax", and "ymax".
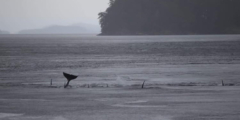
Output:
[{"xmin": 63, "ymin": 72, "xmax": 78, "ymax": 88}]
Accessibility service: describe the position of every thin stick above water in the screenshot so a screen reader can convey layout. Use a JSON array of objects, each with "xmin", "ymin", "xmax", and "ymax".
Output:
[
  {"xmin": 142, "ymin": 80, "xmax": 146, "ymax": 89},
  {"xmin": 50, "ymin": 79, "xmax": 52, "ymax": 86}
]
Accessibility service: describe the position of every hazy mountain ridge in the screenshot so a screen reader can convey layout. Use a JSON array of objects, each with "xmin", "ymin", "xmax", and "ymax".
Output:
[
  {"xmin": 0, "ymin": 30, "xmax": 10, "ymax": 34},
  {"xmin": 18, "ymin": 23, "xmax": 100, "ymax": 34}
]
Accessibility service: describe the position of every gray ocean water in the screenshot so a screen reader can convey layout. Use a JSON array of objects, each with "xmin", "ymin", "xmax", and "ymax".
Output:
[{"xmin": 1, "ymin": 34, "xmax": 240, "ymax": 86}]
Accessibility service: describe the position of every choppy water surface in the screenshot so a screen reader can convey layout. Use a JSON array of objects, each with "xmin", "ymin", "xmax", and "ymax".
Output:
[{"xmin": 1, "ymin": 35, "xmax": 240, "ymax": 86}]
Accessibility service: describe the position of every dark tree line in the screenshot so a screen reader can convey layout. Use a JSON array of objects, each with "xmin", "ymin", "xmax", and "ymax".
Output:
[{"xmin": 98, "ymin": 0, "xmax": 240, "ymax": 35}]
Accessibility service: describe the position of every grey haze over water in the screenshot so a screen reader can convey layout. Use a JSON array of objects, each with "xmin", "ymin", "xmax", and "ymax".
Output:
[{"xmin": 0, "ymin": 0, "xmax": 109, "ymax": 33}]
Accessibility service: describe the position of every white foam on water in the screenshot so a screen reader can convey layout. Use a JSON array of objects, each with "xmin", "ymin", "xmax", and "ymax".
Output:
[
  {"xmin": 52, "ymin": 116, "xmax": 68, "ymax": 120},
  {"xmin": 0, "ymin": 113, "xmax": 23, "ymax": 118},
  {"xmin": 112, "ymin": 104, "xmax": 167, "ymax": 108},
  {"xmin": 112, "ymin": 100, "xmax": 167, "ymax": 108},
  {"xmin": 0, "ymin": 99, "xmax": 51, "ymax": 101},
  {"xmin": 95, "ymin": 98, "xmax": 113, "ymax": 101},
  {"xmin": 117, "ymin": 76, "xmax": 131, "ymax": 81},
  {"xmin": 116, "ymin": 75, "xmax": 133, "ymax": 85},
  {"xmin": 150, "ymin": 115, "xmax": 173, "ymax": 120},
  {"xmin": 125, "ymin": 100, "xmax": 148, "ymax": 104}
]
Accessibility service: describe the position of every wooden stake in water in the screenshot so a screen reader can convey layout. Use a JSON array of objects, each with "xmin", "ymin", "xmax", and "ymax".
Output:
[
  {"xmin": 50, "ymin": 79, "xmax": 52, "ymax": 86},
  {"xmin": 222, "ymin": 80, "xmax": 225, "ymax": 86},
  {"xmin": 142, "ymin": 80, "xmax": 146, "ymax": 89}
]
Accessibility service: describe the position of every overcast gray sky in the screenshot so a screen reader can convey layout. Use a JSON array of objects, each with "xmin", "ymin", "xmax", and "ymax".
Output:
[{"xmin": 0, "ymin": 0, "xmax": 109, "ymax": 33}]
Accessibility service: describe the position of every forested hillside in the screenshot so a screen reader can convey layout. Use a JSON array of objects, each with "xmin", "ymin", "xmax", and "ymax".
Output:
[{"xmin": 98, "ymin": 0, "xmax": 240, "ymax": 35}]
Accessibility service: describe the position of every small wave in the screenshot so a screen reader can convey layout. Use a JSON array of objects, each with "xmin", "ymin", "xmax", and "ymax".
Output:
[
  {"xmin": 0, "ymin": 113, "xmax": 23, "ymax": 118},
  {"xmin": 112, "ymin": 104, "xmax": 166, "ymax": 108}
]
